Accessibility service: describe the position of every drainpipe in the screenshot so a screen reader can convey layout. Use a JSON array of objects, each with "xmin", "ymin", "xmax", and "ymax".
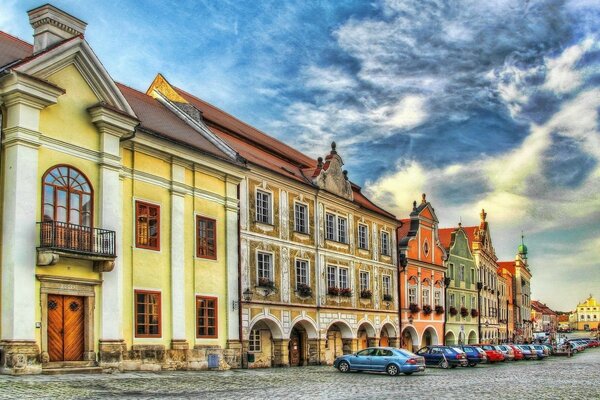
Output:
[
  {"xmin": 236, "ymin": 183, "xmax": 245, "ymax": 368},
  {"xmin": 443, "ymin": 276, "xmax": 451, "ymax": 345},
  {"xmin": 477, "ymin": 282, "xmax": 483, "ymax": 342},
  {"xmin": 506, "ymin": 299, "xmax": 509, "ymax": 342},
  {"xmin": 397, "ymin": 236, "xmax": 407, "ymax": 348}
]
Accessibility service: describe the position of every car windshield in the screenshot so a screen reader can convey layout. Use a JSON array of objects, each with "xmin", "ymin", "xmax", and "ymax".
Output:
[
  {"xmin": 444, "ymin": 348, "xmax": 457, "ymax": 355},
  {"xmin": 396, "ymin": 349, "xmax": 416, "ymax": 357}
]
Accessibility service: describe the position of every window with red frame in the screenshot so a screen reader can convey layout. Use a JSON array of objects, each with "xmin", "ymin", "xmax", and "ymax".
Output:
[
  {"xmin": 135, "ymin": 201, "xmax": 160, "ymax": 250},
  {"xmin": 196, "ymin": 216, "xmax": 216, "ymax": 259},
  {"xmin": 196, "ymin": 296, "xmax": 218, "ymax": 338},
  {"xmin": 135, "ymin": 290, "xmax": 161, "ymax": 337}
]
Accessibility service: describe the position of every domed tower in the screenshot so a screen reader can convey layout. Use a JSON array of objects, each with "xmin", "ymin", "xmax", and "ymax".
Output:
[{"xmin": 518, "ymin": 233, "xmax": 528, "ymax": 260}]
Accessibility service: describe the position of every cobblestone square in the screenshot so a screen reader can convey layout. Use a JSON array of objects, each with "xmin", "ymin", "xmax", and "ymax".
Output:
[{"xmin": 0, "ymin": 349, "xmax": 598, "ymax": 399}]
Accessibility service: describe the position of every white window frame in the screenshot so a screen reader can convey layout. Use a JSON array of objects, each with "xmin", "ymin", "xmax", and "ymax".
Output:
[
  {"xmin": 359, "ymin": 271, "xmax": 370, "ymax": 292},
  {"xmin": 459, "ymin": 265, "xmax": 465, "ymax": 281},
  {"xmin": 461, "ymin": 295, "xmax": 466, "ymax": 307},
  {"xmin": 382, "ymin": 275, "xmax": 391, "ymax": 297},
  {"xmin": 380, "ymin": 231, "xmax": 390, "ymax": 256},
  {"xmin": 256, "ymin": 251, "xmax": 273, "ymax": 281},
  {"xmin": 434, "ymin": 290, "xmax": 441, "ymax": 306},
  {"xmin": 249, "ymin": 329, "xmax": 261, "ymax": 352},
  {"xmin": 295, "ymin": 258, "xmax": 309, "ymax": 288},
  {"xmin": 337, "ymin": 217, "xmax": 348, "ymax": 243},
  {"xmin": 408, "ymin": 286, "xmax": 417, "ymax": 305},
  {"xmin": 338, "ymin": 267, "xmax": 349, "ymax": 289},
  {"xmin": 327, "ymin": 265, "xmax": 337, "ymax": 289},
  {"xmin": 450, "ymin": 293, "xmax": 455, "ymax": 307},
  {"xmin": 255, "ymin": 189, "xmax": 272, "ymax": 224},
  {"xmin": 358, "ymin": 223, "xmax": 369, "ymax": 250},
  {"xmin": 294, "ymin": 201, "xmax": 309, "ymax": 234},
  {"xmin": 422, "ymin": 287, "xmax": 431, "ymax": 306},
  {"xmin": 326, "ymin": 213, "xmax": 336, "ymax": 241},
  {"xmin": 325, "ymin": 212, "xmax": 348, "ymax": 243},
  {"xmin": 470, "ymin": 297, "xmax": 476, "ymax": 310}
]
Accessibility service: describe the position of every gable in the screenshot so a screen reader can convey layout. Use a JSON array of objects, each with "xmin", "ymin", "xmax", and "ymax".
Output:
[
  {"xmin": 13, "ymin": 37, "xmax": 135, "ymax": 118},
  {"xmin": 420, "ymin": 206, "xmax": 434, "ymax": 221}
]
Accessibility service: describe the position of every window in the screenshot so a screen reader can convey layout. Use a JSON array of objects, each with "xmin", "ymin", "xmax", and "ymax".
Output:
[
  {"xmin": 459, "ymin": 265, "xmax": 465, "ymax": 281},
  {"xmin": 408, "ymin": 286, "xmax": 417, "ymax": 304},
  {"xmin": 434, "ymin": 290, "xmax": 441, "ymax": 306},
  {"xmin": 448, "ymin": 263, "xmax": 454, "ymax": 280},
  {"xmin": 381, "ymin": 231, "xmax": 390, "ymax": 256},
  {"xmin": 461, "ymin": 295, "xmax": 466, "ymax": 307},
  {"xmin": 42, "ymin": 165, "xmax": 93, "ymax": 227},
  {"xmin": 135, "ymin": 290, "xmax": 161, "ymax": 337},
  {"xmin": 257, "ymin": 252, "xmax": 273, "ymax": 281},
  {"xmin": 327, "ymin": 265, "xmax": 336, "ymax": 289},
  {"xmin": 294, "ymin": 203, "xmax": 308, "ymax": 233},
  {"xmin": 196, "ymin": 216, "xmax": 216, "ymax": 259},
  {"xmin": 358, "ymin": 224, "xmax": 369, "ymax": 249},
  {"xmin": 256, "ymin": 190, "xmax": 271, "ymax": 224},
  {"xmin": 338, "ymin": 268, "xmax": 349, "ymax": 289},
  {"xmin": 337, "ymin": 217, "xmax": 347, "ymax": 243},
  {"xmin": 359, "ymin": 271, "xmax": 369, "ymax": 292},
  {"xmin": 135, "ymin": 201, "xmax": 160, "ymax": 250},
  {"xmin": 471, "ymin": 297, "xmax": 476, "ymax": 309},
  {"xmin": 449, "ymin": 293, "xmax": 455, "ymax": 307},
  {"xmin": 196, "ymin": 296, "xmax": 218, "ymax": 338},
  {"xmin": 249, "ymin": 329, "xmax": 261, "ymax": 352},
  {"xmin": 295, "ymin": 259, "xmax": 308, "ymax": 287},
  {"xmin": 470, "ymin": 269, "xmax": 475, "ymax": 284},
  {"xmin": 325, "ymin": 213, "xmax": 348, "ymax": 243},
  {"xmin": 382, "ymin": 275, "xmax": 391, "ymax": 296},
  {"xmin": 422, "ymin": 287, "xmax": 430, "ymax": 306}
]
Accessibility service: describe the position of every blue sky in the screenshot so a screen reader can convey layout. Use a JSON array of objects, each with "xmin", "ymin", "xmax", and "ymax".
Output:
[{"xmin": 2, "ymin": 0, "xmax": 599, "ymax": 311}]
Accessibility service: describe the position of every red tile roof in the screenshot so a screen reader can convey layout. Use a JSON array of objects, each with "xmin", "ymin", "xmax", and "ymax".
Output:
[
  {"xmin": 498, "ymin": 261, "xmax": 516, "ymax": 275},
  {"xmin": 438, "ymin": 227, "xmax": 454, "ymax": 250},
  {"xmin": 0, "ymin": 31, "xmax": 32, "ymax": 69},
  {"xmin": 116, "ymin": 83, "xmax": 235, "ymax": 162},
  {"xmin": 396, "ymin": 218, "xmax": 411, "ymax": 240}
]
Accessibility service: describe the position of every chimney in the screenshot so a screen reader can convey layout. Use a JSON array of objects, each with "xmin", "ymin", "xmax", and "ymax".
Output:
[{"xmin": 28, "ymin": 4, "xmax": 87, "ymax": 53}]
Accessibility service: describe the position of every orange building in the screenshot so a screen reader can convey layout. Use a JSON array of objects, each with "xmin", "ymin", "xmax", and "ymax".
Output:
[
  {"xmin": 498, "ymin": 266, "xmax": 515, "ymax": 342},
  {"xmin": 397, "ymin": 194, "xmax": 447, "ymax": 352}
]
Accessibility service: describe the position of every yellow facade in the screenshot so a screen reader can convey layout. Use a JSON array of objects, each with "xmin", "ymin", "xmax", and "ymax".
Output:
[{"xmin": 575, "ymin": 296, "xmax": 599, "ymax": 331}]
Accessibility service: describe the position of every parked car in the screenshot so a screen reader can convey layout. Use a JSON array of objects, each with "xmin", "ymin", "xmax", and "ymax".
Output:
[
  {"xmin": 455, "ymin": 345, "xmax": 486, "ymax": 367},
  {"xmin": 495, "ymin": 345, "xmax": 515, "ymax": 361},
  {"xmin": 516, "ymin": 345, "xmax": 536, "ymax": 360},
  {"xmin": 532, "ymin": 344, "xmax": 549, "ymax": 358},
  {"xmin": 334, "ymin": 347, "xmax": 426, "ymax": 376},
  {"xmin": 507, "ymin": 344, "xmax": 524, "ymax": 360},
  {"xmin": 519, "ymin": 345, "xmax": 545, "ymax": 360},
  {"xmin": 477, "ymin": 344, "xmax": 505, "ymax": 363},
  {"xmin": 583, "ymin": 339, "xmax": 599, "ymax": 348},
  {"xmin": 415, "ymin": 346, "xmax": 468, "ymax": 369},
  {"xmin": 542, "ymin": 344, "xmax": 554, "ymax": 355}
]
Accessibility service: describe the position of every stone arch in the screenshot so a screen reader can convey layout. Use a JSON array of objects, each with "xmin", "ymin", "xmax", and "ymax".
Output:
[
  {"xmin": 401, "ymin": 326, "xmax": 419, "ymax": 353},
  {"xmin": 289, "ymin": 316, "xmax": 319, "ymax": 340},
  {"xmin": 324, "ymin": 320, "xmax": 354, "ymax": 365},
  {"xmin": 445, "ymin": 331, "xmax": 456, "ymax": 345},
  {"xmin": 246, "ymin": 316, "xmax": 286, "ymax": 368},
  {"xmin": 248, "ymin": 315, "xmax": 284, "ymax": 340},
  {"xmin": 468, "ymin": 330, "xmax": 478, "ymax": 344},
  {"xmin": 378, "ymin": 322, "xmax": 397, "ymax": 347},
  {"xmin": 356, "ymin": 320, "xmax": 377, "ymax": 350},
  {"xmin": 326, "ymin": 320, "xmax": 354, "ymax": 339},
  {"xmin": 421, "ymin": 326, "xmax": 439, "ymax": 347},
  {"xmin": 288, "ymin": 317, "xmax": 319, "ymax": 367}
]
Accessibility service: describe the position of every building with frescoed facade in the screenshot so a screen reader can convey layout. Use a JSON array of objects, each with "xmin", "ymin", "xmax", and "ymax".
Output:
[
  {"xmin": 498, "ymin": 266, "xmax": 515, "ymax": 342},
  {"xmin": 397, "ymin": 195, "xmax": 447, "ymax": 352},
  {"xmin": 0, "ymin": 5, "xmax": 249, "ymax": 374},
  {"xmin": 574, "ymin": 295, "xmax": 599, "ymax": 331},
  {"xmin": 145, "ymin": 78, "xmax": 401, "ymax": 367},
  {"xmin": 439, "ymin": 224, "xmax": 479, "ymax": 345}
]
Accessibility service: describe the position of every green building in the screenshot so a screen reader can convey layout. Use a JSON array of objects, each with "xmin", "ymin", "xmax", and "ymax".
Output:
[{"xmin": 439, "ymin": 224, "xmax": 479, "ymax": 345}]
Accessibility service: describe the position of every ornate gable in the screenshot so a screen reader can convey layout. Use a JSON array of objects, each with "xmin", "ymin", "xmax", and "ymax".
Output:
[{"xmin": 312, "ymin": 142, "xmax": 353, "ymax": 201}]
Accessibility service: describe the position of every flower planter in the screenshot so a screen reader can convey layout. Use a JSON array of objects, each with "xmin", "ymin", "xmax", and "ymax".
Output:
[
  {"xmin": 471, "ymin": 309, "xmax": 478, "ymax": 318},
  {"xmin": 383, "ymin": 294, "xmax": 393, "ymax": 302},
  {"xmin": 435, "ymin": 305, "xmax": 444, "ymax": 315},
  {"xmin": 449, "ymin": 306, "xmax": 458, "ymax": 316},
  {"xmin": 339, "ymin": 288, "xmax": 352, "ymax": 297},
  {"xmin": 422, "ymin": 305, "xmax": 432, "ymax": 315},
  {"xmin": 409, "ymin": 303, "xmax": 420, "ymax": 314},
  {"xmin": 296, "ymin": 283, "xmax": 312, "ymax": 297},
  {"xmin": 460, "ymin": 307, "xmax": 469, "ymax": 317},
  {"xmin": 360, "ymin": 289, "xmax": 372, "ymax": 299}
]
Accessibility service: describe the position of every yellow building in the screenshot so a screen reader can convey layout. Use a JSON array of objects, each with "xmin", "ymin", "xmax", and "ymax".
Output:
[
  {"xmin": 146, "ymin": 76, "xmax": 401, "ymax": 368},
  {"xmin": 0, "ymin": 5, "xmax": 245, "ymax": 374},
  {"xmin": 574, "ymin": 296, "xmax": 599, "ymax": 331}
]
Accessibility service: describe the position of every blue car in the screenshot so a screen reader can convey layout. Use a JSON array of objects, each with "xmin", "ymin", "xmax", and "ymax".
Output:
[
  {"xmin": 415, "ymin": 346, "xmax": 468, "ymax": 368},
  {"xmin": 333, "ymin": 347, "xmax": 426, "ymax": 376},
  {"xmin": 516, "ymin": 345, "xmax": 536, "ymax": 360},
  {"xmin": 456, "ymin": 345, "xmax": 486, "ymax": 367}
]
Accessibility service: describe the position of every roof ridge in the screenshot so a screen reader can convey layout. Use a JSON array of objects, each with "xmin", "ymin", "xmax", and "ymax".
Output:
[{"xmin": 0, "ymin": 31, "xmax": 33, "ymax": 49}]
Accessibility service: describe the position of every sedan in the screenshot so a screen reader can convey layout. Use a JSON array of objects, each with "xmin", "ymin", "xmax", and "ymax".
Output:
[
  {"xmin": 456, "ymin": 345, "xmax": 486, "ymax": 367},
  {"xmin": 477, "ymin": 344, "xmax": 505, "ymax": 363},
  {"xmin": 507, "ymin": 344, "xmax": 524, "ymax": 360},
  {"xmin": 516, "ymin": 345, "xmax": 537, "ymax": 360},
  {"xmin": 334, "ymin": 347, "xmax": 426, "ymax": 376},
  {"xmin": 415, "ymin": 346, "xmax": 468, "ymax": 369},
  {"xmin": 495, "ymin": 345, "xmax": 515, "ymax": 361}
]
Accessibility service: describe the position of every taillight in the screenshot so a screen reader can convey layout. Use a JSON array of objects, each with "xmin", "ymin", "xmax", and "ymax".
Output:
[
  {"xmin": 406, "ymin": 358, "xmax": 417, "ymax": 365},
  {"xmin": 478, "ymin": 353, "xmax": 483, "ymax": 358}
]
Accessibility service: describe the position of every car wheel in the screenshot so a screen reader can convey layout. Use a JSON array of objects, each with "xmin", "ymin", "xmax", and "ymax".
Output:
[
  {"xmin": 338, "ymin": 361, "xmax": 350, "ymax": 373},
  {"xmin": 440, "ymin": 360, "xmax": 450, "ymax": 369},
  {"xmin": 386, "ymin": 364, "xmax": 399, "ymax": 376}
]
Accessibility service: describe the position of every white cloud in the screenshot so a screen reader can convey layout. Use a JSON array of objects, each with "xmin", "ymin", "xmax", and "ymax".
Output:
[
  {"xmin": 543, "ymin": 37, "xmax": 595, "ymax": 94},
  {"xmin": 372, "ymin": 95, "xmax": 428, "ymax": 129},
  {"xmin": 302, "ymin": 65, "xmax": 356, "ymax": 92}
]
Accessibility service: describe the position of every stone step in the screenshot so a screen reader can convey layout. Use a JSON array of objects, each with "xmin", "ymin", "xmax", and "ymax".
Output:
[{"xmin": 42, "ymin": 366, "xmax": 103, "ymax": 375}]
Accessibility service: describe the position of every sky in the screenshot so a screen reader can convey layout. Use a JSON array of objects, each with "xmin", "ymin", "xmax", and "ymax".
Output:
[{"xmin": 2, "ymin": 0, "xmax": 599, "ymax": 311}]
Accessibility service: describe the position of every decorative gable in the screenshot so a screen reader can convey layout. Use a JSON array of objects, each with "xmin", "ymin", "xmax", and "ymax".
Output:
[{"xmin": 312, "ymin": 142, "xmax": 353, "ymax": 201}]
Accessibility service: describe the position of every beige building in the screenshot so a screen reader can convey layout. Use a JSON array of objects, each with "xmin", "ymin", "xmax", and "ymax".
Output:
[{"xmin": 574, "ymin": 296, "xmax": 599, "ymax": 331}]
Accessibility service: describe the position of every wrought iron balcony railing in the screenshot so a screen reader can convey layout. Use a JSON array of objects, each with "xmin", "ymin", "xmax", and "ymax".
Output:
[{"xmin": 38, "ymin": 221, "xmax": 116, "ymax": 258}]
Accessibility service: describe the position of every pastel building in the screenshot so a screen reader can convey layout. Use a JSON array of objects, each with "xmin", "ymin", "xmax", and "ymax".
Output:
[{"xmin": 574, "ymin": 296, "xmax": 599, "ymax": 331}]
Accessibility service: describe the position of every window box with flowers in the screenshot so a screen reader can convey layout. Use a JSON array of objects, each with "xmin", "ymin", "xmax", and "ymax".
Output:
[
  {"xmin": 328, "ymin": 287, "xmax": 340, "ymax": 296},
  {"xmin": 449, "ymin": 306, "xmax": 458, "ymax": 316},
  {"xmin": 360, "ymin": 289, "xmax": 372, "ymax": 299},
  {"xmin": 460, "ymin": 307, "xmax": 469, "ymax": 317},
  {"xmin": 435, "ymin": 305, "xmax": 444, "ymax": 315},
  {"xmin": 409, "ymin": 303, "xmax": 421, "ymax": 314},
  {"xmin": 383, "ymin": 294, "xmax": 393, "ymax": 302},
  {"xmin": 296, "ymin": 283, "xmax": 312, "ymax": 297},
  {"xmin": 471, "ymin": 309, "xmax": 478, "ymax": 318},
  {"xmin": 257, "ymin": 277, "xmax": 276, "ymax": 290},
  {"xmin": 339, "ymin": 288, "xmax": 352, "ymax": 297},
  {"xmin": 422, "ymin": 305, "xmax": 432, "ymax": 315}
]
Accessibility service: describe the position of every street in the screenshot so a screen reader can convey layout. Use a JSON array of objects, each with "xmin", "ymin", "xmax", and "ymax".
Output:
[{"xmin": 0, "ymin": 347, "xmax": 598, "ymax": 399}]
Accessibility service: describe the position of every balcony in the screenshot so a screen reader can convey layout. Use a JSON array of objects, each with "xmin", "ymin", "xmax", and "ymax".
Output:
[{"xmin": 37, "ymin": 221, "xmax": 116, "ymax": 271}]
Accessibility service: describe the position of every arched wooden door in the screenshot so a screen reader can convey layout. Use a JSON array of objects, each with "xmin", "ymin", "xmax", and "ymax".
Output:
[
  {"xmin": 48, "ymin": 294, "xmax": 85, "ymax": 362},
  {"xmin": 289, "ymin": 329, "xmax": 302, "ymax": 366}
]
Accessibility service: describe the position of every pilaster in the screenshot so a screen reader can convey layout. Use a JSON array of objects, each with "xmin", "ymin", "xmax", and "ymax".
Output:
[
  {"xmin": 225, "ymin": 176, "xmax": 241, "ymax": 341},
  {"xmin": 170, "ymin": 162, "xmax": 187, "ymax": 342}
]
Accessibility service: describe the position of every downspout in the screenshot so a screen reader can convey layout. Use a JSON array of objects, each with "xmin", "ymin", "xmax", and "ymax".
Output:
[
  {"xmin": 237, "ymin": 183, "xmax": 244, "ymax": 367},
  {"xmin": 443, "ymin": 276, "xmax": 450, "ymax": 345},
  {"xmin": 477, "ymin": 282, "xmax": 483, "ymax": 342},
  {"xmin": 396, "ymin": 232, "xmax": 402, "ymax": 348},
  {"xmin": 119, "ymin": 123, "xmax": 139, "ymax": 142},
  {"xmin": 506, "ymin": 299, "xmax": 509, "ymax": 342}
]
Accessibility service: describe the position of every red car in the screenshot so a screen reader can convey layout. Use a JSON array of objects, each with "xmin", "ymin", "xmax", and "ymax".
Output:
[
  {"xmin": 477, "ymin": 344, "xmax": 505, "ymax": 363},
  {"xmin": 508, "ymin": 344, "xmax": 524, "ymax": 360},
  {"xmin": 585, "ymin": 339, "xmax": 599, "ymax": 348}
]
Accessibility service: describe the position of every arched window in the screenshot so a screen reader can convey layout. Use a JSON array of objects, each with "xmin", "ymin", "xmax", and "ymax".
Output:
[{"xmin": 42, "ymin": 165, "xmax": 93, "ymax": 227}]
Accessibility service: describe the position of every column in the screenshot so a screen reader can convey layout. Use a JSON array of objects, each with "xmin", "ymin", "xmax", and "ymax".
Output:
[
  {"xmin": 342, "ymin": 338, "xmax": 358, "ymax": 354},
  {"xmin": 307, "ymin": 338, "xmax": 325, "ymax": 365},
  {"xmin": 367, "ymin": 337, "xmax": 379, "ymax": 347},
  {"xmin": 272, "ymin": 339, "xmax": 290, "ymax": 367},
  {"xmin": 0, "ymin": 73, "xmax": 62, "ymax": 375},
  {"xmin": 170, "ymin": 162, "xmax": 187, "ymax": 349},
  {"xmin": 225, "ymin": 177, "xmax": 241, "ymax": 344},
  {"xmin": 89, "ymin": 105, "xmax": 138, "ymax": 368}
]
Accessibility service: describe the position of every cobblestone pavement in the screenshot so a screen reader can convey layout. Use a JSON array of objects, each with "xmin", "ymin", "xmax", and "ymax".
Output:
[{"xmin": 1, "ymin": 349, "xmax": 599, "ymax": 400}]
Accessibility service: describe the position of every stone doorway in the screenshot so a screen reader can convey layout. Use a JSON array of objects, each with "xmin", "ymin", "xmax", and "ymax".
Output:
[{"xmin": 289, "ymin": 326, "xmax": 306, "ymax": 366}]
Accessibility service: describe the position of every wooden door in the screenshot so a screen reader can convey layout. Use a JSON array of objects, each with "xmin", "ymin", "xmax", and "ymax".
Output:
[
  {"xmin": 48, "ymin": 294, "xmax": 85, "ymax": 362},
  {"xmin": 289, "ymin": 333, "xmax": 301, "ymax": 366},
  {"xmin": 380, "ymin": 335, "xmax": 389, "ymax": 347}
]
